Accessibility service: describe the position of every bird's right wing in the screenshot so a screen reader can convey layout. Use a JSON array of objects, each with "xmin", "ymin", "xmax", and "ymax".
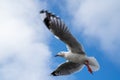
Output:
[
  {"xmin": 40, "ymin": 10, "xmax": 85, "ymax": 54},
  {"xmin": 51, "ymin": 61, "xmax": 84, "ymax": 76}
]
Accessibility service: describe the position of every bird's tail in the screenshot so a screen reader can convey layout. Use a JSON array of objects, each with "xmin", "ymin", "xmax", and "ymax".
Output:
[{"xmin": 87, "ymin": 57, "xmax": 100, "ymax": 71}]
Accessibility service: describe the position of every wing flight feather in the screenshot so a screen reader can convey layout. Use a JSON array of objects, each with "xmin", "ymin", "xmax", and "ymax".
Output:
[{"xmin": 40, "ymin": 10, "xmax": 85, "ymax": 54}]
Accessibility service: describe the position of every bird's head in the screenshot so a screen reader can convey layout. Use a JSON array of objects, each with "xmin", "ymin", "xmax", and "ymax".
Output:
[{"xmin": 55, "ymin": 52, "xmax": 66, "ymax": 57}]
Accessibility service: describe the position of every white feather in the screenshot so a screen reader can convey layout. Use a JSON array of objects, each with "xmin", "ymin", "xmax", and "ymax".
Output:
[{"xmin": 87, "ymin": 57, "xmax": 100, "ymax": 71}]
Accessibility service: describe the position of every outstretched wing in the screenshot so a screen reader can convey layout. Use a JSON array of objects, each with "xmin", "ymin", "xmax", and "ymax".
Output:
[
  {"xmin": 40, "ymin": 10, "xmax": 85, "ymax": 54},
  {"xmin": 51, "ymin": 61, "xmax": 84, "ymax": 76}
]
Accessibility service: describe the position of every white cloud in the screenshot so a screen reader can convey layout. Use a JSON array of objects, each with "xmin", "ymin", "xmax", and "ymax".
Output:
[
  {"xmin": 0, "ymin": 0, "xmax": 53, "ymax": 80},
  {"xmin": 66, "ymin": 0, "xmax": 120, "ymax": 64}
]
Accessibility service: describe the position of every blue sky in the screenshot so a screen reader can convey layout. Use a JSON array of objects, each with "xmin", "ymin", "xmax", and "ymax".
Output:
[{"xmin": 0, "ymin": 0, "xmax": 120, "ymax": 80}]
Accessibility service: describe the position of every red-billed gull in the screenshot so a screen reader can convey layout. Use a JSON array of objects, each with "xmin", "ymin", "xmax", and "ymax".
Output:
[{"xmin": 40, "ymin": 10, "xmax": 100, "ymax": 76}]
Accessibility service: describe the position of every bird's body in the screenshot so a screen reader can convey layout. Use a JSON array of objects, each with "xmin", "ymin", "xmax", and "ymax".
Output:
[
  {"xmin": 40, "ymin": 10, "xmax": 100, "ymax": 76},
  {"xmin": 60, "ymin": 51, "xmax": 86, "ymax": 64}
]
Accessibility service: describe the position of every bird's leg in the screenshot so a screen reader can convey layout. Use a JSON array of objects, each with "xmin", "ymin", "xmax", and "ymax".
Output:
[{"xmin": 85, "ymin": 60, "xmax": 93, "ymax": 74}]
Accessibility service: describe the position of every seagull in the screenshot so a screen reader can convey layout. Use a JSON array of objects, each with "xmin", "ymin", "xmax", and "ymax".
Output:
[{"xmin": 40, "ymin": 10, "xmax": 100, "ymax": 76}]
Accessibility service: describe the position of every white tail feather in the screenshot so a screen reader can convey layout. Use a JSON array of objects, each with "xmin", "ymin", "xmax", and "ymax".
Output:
[{"xmin": 88, "ymin": 57, "xmax": 100, "ymax": 71}]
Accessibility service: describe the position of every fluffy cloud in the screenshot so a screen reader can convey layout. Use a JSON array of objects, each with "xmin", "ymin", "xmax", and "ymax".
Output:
[
  {"xmin": 0, "ymin": 0, "xmax": 53, "ymax": 80},
  {"xmin": 66, "ymin": 0, "xmax": 120, "ymax": 64}
]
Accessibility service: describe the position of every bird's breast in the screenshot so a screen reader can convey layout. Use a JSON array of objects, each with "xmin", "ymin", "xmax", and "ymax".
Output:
[{"xmin": 66, "ymin": 53, "xmax": 86, "ymax": 64}]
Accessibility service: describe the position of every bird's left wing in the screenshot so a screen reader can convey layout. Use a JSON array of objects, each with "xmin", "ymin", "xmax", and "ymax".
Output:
[
  {"xmin": 51, "ymin": 61, "xmax": 84, "ymax": 76},
  {"xmin": 40, "ymin": 10, "xmax": 85, "ymax": 54}
]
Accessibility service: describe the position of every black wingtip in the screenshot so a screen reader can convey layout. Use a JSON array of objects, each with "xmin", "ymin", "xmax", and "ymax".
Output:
[
  {"xmin": 40, "ymin": 9, "xmax": 47, "ymax": 14},
  {"xmin": 40, "ymin": 9, "xmax": 60, "ymax": 19},
  {"xmin": 51, "ymin": 71, "xmax": 58, "ymax": 76}
]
